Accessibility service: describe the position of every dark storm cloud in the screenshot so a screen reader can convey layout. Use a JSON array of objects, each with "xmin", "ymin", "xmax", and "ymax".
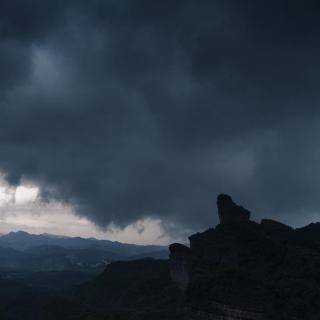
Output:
[{"xmin": 1, "ymin": 0, "xmax": 320, "ymax": 234}]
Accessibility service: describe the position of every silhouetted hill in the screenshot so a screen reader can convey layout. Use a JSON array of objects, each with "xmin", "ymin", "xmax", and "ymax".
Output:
[
  {"xmin": 75, "ymin": 259, "xmax": 182, "ymax": 319},
  {"xmin": 0, "ymin": 247, "xmax": 29, "ymax": 269},
  {"xmin": 125, "ymin": 249, "xmax": 169, "ymax": 260},
  {"xmin": 170, "ymin": 194, "xmax": 320, "ymax": 320},
  {"xmin": 295, "ymin": 222, "xmax": 320, "ymax": 242}
]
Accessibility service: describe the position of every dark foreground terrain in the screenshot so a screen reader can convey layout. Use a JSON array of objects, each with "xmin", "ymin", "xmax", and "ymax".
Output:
[
  {"xmin": 170, "ymin": 194, "xmax": 320, "ymax": 319},
  {"xmin": 0, "ymin": 259, "xmax": 181, "ymax": 320},
  {"xmin": 2, "ymin": 194, "xmax": 320, "ymax": 319}
]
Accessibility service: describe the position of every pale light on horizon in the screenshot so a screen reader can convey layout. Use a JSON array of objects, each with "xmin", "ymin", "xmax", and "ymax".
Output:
[{"xmin": 0, "ymin": 177, "xmax": 174, "ymax": 245}]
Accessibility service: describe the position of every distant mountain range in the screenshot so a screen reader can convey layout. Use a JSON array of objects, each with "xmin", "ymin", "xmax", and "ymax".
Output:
[{"xmin": 0, "ymin": 231, "xmax": 168, "ymax": 271}]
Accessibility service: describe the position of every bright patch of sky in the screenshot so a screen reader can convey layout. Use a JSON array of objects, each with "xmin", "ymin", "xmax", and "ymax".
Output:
[{"xmin": 0, "ymin": 176, "xmax": 172, "ymax": 245}]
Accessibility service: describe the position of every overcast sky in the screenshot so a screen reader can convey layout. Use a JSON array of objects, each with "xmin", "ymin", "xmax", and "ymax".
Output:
[{"xmin": 1, "ymin": 0, "xmax": 320, "ymax": 243}]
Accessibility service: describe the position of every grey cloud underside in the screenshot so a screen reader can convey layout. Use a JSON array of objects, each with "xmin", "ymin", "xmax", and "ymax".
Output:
[{"xmin": 0, "ymin": 0, "xmax": 320, "ymax": 233}]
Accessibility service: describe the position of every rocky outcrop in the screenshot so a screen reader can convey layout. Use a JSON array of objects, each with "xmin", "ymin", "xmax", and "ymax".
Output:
[
  {"xmin": 170, "ymin": 194, "xmax": 320, "ymax": 320},
  {"xmin": 217, "ymin": 194, "xmax": 250, "ymax": 224},
  {"xmin": 169, "ymin": 243, "xmax": 192, "ymax": 290}
]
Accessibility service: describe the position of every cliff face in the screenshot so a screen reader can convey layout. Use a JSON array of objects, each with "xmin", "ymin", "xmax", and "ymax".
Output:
[{"xmin": 170, "ymin": 194, "xmax": 320, "ymax": 320}]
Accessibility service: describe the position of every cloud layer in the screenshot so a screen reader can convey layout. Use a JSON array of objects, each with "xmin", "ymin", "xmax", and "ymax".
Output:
[{"xmin": 1, "ymin": 0, "xmax": 320, "ymax": 235}]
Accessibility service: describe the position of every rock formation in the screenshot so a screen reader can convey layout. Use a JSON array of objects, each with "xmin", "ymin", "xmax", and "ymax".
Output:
[
  {"xmin": 217, "ymin": 194, "xmax": 250, "ymax": 224},
  {"xmin": 169, "ymin": 194, "xmax": 320, "ymax": 320}
]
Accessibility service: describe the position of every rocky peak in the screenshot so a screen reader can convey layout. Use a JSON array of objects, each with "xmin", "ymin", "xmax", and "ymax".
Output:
[{"xmin": 217, "ymin": 194, "xmax": 250, "ymax": 224}]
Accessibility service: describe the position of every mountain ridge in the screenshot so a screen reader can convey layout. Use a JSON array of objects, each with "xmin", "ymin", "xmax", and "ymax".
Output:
[{"xmin": 0, "ymin": 230, "xmax": 168, "ymax": 271}]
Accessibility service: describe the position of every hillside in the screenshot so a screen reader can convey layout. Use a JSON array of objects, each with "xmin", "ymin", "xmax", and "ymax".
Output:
[
  {"xmin": 0, "ymin": 231, "xmax": 168, "ymax": 271},
  {"xmin": 170, "ymin": 194, "xmax": 320, "ymax": 320}
]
